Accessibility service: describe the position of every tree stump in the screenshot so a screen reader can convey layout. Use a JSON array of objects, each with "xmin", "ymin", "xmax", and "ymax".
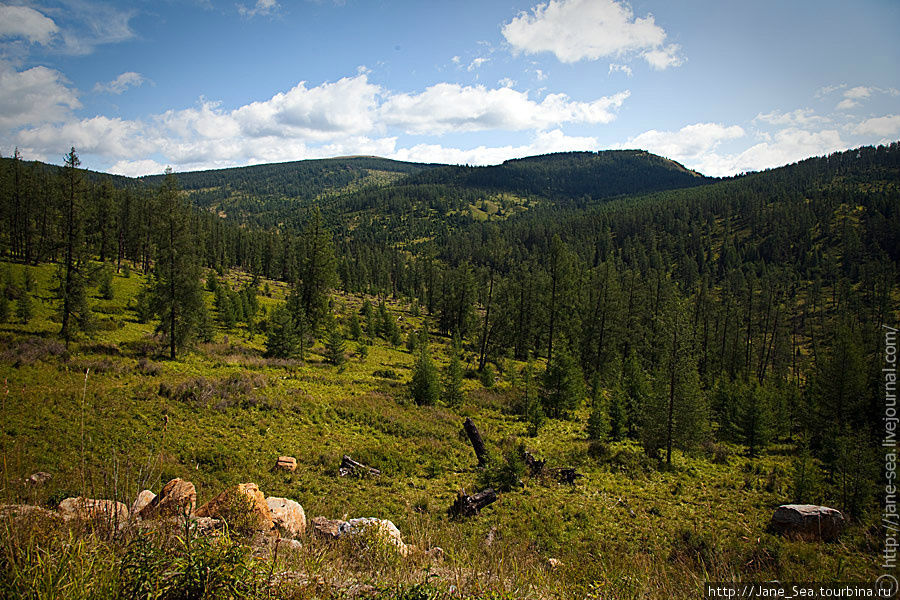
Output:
[{"xmin": 448, "ymin": 488, "xmax": 498, "ymax": 518}]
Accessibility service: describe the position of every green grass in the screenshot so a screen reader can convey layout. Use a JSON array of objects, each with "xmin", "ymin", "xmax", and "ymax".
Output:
[{"xmin": 0, "ymin": 260, "xmax": 882, "ymax": 598}]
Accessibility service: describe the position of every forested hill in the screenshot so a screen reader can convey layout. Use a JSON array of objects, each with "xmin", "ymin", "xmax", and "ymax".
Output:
[
  {"xmin": 402, "ymin": 149, "xmax": 709, "ymax": 201},
  {"xmin": 138, "ymin": 156, "xmax": 438, "ymax": 219}
]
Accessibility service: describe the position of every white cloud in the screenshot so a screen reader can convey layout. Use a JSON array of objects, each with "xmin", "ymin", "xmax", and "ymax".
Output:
[
  {"xmin": 723, "ymin": 128, "xmax": 846, "ymax": 174},
  {"xmin": 0, "ymin": 60, "xmax": 80, "ymax": 129},
  {"xmin": 0, "ymin": 5, "xmax": 58, "ymax": 44},
  {"xmin": 238, "ymin": 0, "xmax": 279, "ymax": 18},
  {"xmin": 94, "ymin": 71, "xmax": 146, "ymax": 95},
  {"xmin": 502, "ymin": 0, "xmax": 683, "ymax": 68},
  {"xmin": 621, "ymin": 122, "xmax": 745, "ymax": 162},
  {"xmin": 754, "ymin": 108, "xmax": 828, "ymax": 128},
  {"xmin": 467, "ymin": 57, "xmax": 489, "ymax": 71},
  {"xmin": 108, "ymin": 158, "xmax": 167, "ymax": 178},
  {"xmin": 534, "ymin": 68, "xmax": 547, "ymax": 81},
  {"xmin": 389, "ymin": 129, "xmax": 598, "ymax": 166},
  {"xmin": 830, "ymin": 85, "xmax": 899, "ymax": 111},
  {"xmin": 608, "ymin": 63, "xmax": 632, "ymax": 77},
  {"xmin": 9, "ymin": 73, "xmax": 629, "ymax": 174},
  {"xmin": 498, "ymin": 77, "xmax": 516, "ymax": 88},
  {"xmin": 621, "ymin": 124, "xmax": 846, "ymax": 177},
  {"xmin": 853, "ymin": 115, "xmax": 900, "ymax": 137},
  {"xmin": 58, "ymin": 3, "xmax": 136, "ymax": 55},
  {"xmin": 844, "ymin": 86, "xmax": 873, "ymax": 100},
  {"xmin": 380, "ymin": 83, "xmax": 629, "ymax": 134},
  {"xmin": 836, "ymin": 98, "xmax": 859, "ymax": 111}
]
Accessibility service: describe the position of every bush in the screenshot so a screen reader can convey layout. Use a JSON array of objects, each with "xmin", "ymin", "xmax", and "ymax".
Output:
[{"xmin": 477, "ymin": 441, "xmax": 526, "ymax": 492}]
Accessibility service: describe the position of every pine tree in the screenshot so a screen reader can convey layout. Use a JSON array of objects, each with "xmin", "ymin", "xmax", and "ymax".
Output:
[
  {"xmin": 58, "ymin": 147, "xmax": 90, "ymax": 347},
  {"xmin": 149, "ymin": 168, "xmax": 205, "ymax": 359},
  {"xmin": 642, "ymin": 296, "xmax": 707, "ymax": 464},
  {"xmin": 16, "ymin": 291, "xmax": 33, "ymax": 324},
  {"xmin": 608, "ymin": 384, "xmax": 626, "ymax": 441},
  {"xmin": 410, "ymin": 342, "xmax": 440, "ymax": 406},
  {"xmin": 98, "ymin": 266, "xmax": 114, "ymax": 300},
  {"xmin": 300, "ymin": 208, "xmax": 337, "ymax": 334},
  {"xmin": 324, "ymin": 322, "xmax": 347, "ymax": 367},
  {"xmin": 521, "ymin": 355, "xmax": 544, "ymax": 436},
  {"xmin": 0, "ymin": 293, "xmax": 9, "ymax": 324},
  {"xmin": 348, "ymin": 312, "xmax": 362, "ymax": 340},
  {"xmin": 442, "ymin": 336, "xmax": 465, "ymax": 407},
  {"xmin": 540, "ymin": 344, "xmax": 585, "ymax": 419},
  {"xmin": 587, "ymin": 388, "xmax": 611, "ymax": 441},
  {"xmin": 265, "ymin": 304, "xmax": 299, "ymax": 358}
]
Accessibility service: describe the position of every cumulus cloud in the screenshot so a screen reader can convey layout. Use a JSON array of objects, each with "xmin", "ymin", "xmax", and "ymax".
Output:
[
  {"xmin": 467, "ymin": 57, "xmax": 489, "ymax": 71},
  {"xmin": 238, "ymin": 0, "xmax": 279, "ymax": 18},
  {"xmin": 94, "ymin": 71, "xmax": 146, "ymax": 95},
  {"xmin": 620, "ymin": 123, "xmax": 848, "ymax": 177},
  {"xmin": 390, "ymin": 129, "xmax": 598, "ymax": 166},
  {"xmin": 0, "ymin": 4, "xmax": 58, "ymax": 44},
  {"xmin": 821, "ymin": 84, "xmax": 900, "ymax": 111},
  {"xmin": 621, "ymin": 122, "xmax": 745, "ymax": 162},
  {"xmin": 10, "ymin": 73, "xmax": 629, "ymax": 174},
  {"xmin": 754, "ymin": 108, "xmax": 828, "ymax": 128},
  {"xmin": 0, "ymin": 60, "xmax": 80, "ymax": 128},
  {"xmin": 58, "ymin": 2, "xmax": 137, "ymax": 55},
  {"xmin": 380, "ymin": 83, "xmax": 629, "ymax": 134},
  {"xmin": 108, "ymin": 158, "xmax": 167, "ymax": 178},
  {"xmin": 853, "ymin": 115, "xmax": 900, "ymax": 137},
  {"xmin": 502, "ymin": 0, "xmax": 683, "ymax": 69},
  {"xmin": 608, "ymin": 63, "xmax": 632, "ymax": 77}
]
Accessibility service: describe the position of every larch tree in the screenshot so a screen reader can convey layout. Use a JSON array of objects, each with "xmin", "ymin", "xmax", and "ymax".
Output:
[{"xmin": 149, "ymin": 168, "xmax": 205, "ymax": 359}]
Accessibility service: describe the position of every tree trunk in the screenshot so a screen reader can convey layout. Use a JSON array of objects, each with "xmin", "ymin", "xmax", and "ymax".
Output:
[
  {"xmin": 448, "ymin": 488, "xmax": 497, "ymax": 518},
  {"xmin": 463, "ymin": 417, "xmax": 488, "ymax": 467}
]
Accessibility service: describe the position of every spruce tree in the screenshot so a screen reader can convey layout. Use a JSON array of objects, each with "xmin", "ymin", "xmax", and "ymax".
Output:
[
  {"xmin": 300, "ymin": 208, "xmax": 337, "ymax": 334},
  {"xmin": 0, "ymin": 293, "xmax": 8, "ymax": 324},
  {"xmin": 265, "ymin": 304, "xmax": 299, "ymax": 358},
  {"xmin": 540, "ymin": 344, "xmax": 585, "ymax": 419},
  {"xmin": 442, "ymin": 336, "xmax": 465, "ymax": 407},
  {"xmin": 410, "ymin": 342, "xmax": 440, "ymax": 406},
  {"xmin": 16, "ymin": 291, "xmax": 32, "ymax": 324},
  {"xmin": 324, "ymin": 322, "xmax": 347, "ymax": 367},
  {"xmin": 58, "ymin": 147, "xmax": 90, "ymax": 347},
  {"xmin": 521, "ymin": 355, "xmax": 545, "ymax": 436},
  {"xmin": 149, "ymin": 168, "xmax": 204, "ymax": 359}
]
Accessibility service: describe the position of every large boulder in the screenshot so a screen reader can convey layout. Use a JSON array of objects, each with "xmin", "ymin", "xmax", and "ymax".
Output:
[
  {"xmin": 769, "ymin": 504, "xmax": 845, "ymax": 541},
  {"xmin": 266, "ymin": 497, "xmax": 306, "ymax": 539},
  {"xmin": 131, "ymin": 490, "xmax": 156, "ymax": 516},
  {"xmin": 311, "ymin": 516, "xmax": 345, "ymax": 539},
  {"xmin": 139, "ymin": 478, "xmax": 196, "ymax": 520},
  {"xmin": 58, "ymin": 497, "xmax": 129, "ymax": 527},
  {"xmin": 311, "ymin": 516, "xmax": 408, "ymax": 556},
  {"xmin": 344, "ymin": 518, "xmax": 410, "ymax": 556},
  {"xmin": 195, "ymin": 483, "xmax": 274, "ymax": 532}
]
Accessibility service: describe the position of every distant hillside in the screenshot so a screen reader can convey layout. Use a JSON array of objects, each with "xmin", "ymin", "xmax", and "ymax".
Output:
[{"xmin": 403, "ymin": 150, "xmax": 710, "ymax": 202}]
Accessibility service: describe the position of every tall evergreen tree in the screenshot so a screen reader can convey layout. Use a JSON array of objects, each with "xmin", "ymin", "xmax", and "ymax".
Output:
[
  {"xmin": 265, "ymin": 303, "xmax": 299, "ymax": 358},
  {"xmin": 410, "ymin": 341, "xmax": 440, "ymax": 406},
  {"xmin": 442, "ymin": 336, "xmax": 465, "ymax": 407},
  {"xmin": 149, "ymin": 168, "xmax": 205, "ymax": 359},
  {"xmin": 299, "ymin": 208, "xmax": 337, "ymax": 333},
  {"xmin": 58, "ymin": 147, "xmax": 90, "ymax": 347},
  {"xmin": 541, "ymin": 344, "xmax": 585, "ymax": 419}
]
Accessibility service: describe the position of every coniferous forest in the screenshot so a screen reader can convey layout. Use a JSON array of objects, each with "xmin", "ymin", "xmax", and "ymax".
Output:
[{"xmin": 0, "ymin": 143, "xmax": 898, "ymax": 598}]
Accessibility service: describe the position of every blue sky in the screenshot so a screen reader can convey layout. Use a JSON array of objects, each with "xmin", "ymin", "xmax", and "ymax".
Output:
[{"xmin": 1, "ymin": 0, "xmax": 898, "ymax": 177}]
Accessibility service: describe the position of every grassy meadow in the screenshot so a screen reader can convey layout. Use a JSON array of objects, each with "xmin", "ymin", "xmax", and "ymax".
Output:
[{"xmin": 0, "ymin": 259, "xmax": 882, "ymax": 599}]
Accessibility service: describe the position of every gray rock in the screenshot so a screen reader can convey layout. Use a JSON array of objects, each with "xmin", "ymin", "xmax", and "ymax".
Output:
[
  {"xmin": 769, "ymin": 504, "xmax": 844, "ymax": 541},
  {"xmin": 266, "ymin": 496, "xmax": 306, "ymax": 538}
]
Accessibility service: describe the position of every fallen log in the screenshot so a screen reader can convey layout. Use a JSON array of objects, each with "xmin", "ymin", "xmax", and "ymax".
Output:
[
  {"xmin": 463, "ymin": 417, "xmax": 488, "ymax": 467},
  {"xmin": 338, "ymin": 455, "xmax": 381, "ymax": 477},
  {"xmin": 448, "ymin": 488, "xmax": 498, "ymax": 518}
]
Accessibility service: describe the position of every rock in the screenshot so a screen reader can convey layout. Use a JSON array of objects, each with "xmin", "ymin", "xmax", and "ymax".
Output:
[
  {"xmin": 343, "ymin": 518, "xmax": 409, "ymax": 556},
  {"xmin": 275, "ymin": 456, "xmax": 297, "ymax": 472},
  {"xmin": 192, "ymin": 516, "xmax": 225, "ymax": 535},
  {"xmin": 769, "ymin": 504, "xmax": 845, "ymax": 541},
  {"xmin": 547, "ymin": 558, "xmax": 563, "ymax": 569},
  {"xmin": 1, "ymin": 503, "xmax": 64, "ymax": 525},
  {"xmin": 276, "ymin": 537, "xmax": 304, "ymax": 552},
  {"xmin": 131, "ymin": 490, "xmax": 156, "ymax": 516},
  {"xmin": 311, "ymin": 516, "xmax": 345, "ymax": 539},
  {"xmin": 311, "ymin": 516, "xmax": 408, "ymax": 555},
  {"xmin": 58, "ymin": 497, "xmax": 129, "ymax": 526},
  {"xmin": 195, "ymin": 483, "xmax": 274, "ymax": 532},
  {"xmin": 139, "ymin": 478, "xmax": 196, "ymax": 520},
  {"xmin": 266, "ymin": 497, "xmax": 306, "ymax": 538},
  {"xmin": 26, "ymin": 472, "xmax": 52, "ymax": 485}
]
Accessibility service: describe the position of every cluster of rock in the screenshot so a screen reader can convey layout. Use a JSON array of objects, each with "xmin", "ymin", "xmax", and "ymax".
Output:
[
  {"xmin": 7, "ymin": 475, "xmax": 423, "ymax": 557},
  {"xmin": 768, "ymin": 504, "xmax": 845, "ymax": 542}
]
